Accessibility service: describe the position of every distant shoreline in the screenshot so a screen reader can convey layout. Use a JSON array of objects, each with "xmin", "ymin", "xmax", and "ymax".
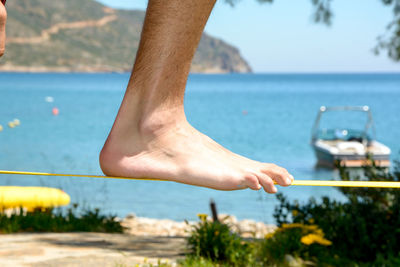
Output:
[
  {"xmin": 0, "ymin": 70, "xmax": 400, "ymax": 76},
  {"xmin": 0, "ymin": 66, "xmax": 238, "ymax": 74},
  {"xmin": 0, "ymin": 70, "xmax": 399, "ymax": 75}
]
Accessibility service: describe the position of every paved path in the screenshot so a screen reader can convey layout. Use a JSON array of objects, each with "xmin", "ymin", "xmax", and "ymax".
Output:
[{"xmin": 0, "ymin": 232, "xmax": 186, "ymax": 266}]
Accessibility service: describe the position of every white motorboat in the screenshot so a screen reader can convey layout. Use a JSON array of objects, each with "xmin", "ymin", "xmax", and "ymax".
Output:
[{"xmin": 311, "ymin": 106, "xmax": 391, "ymax": 168}]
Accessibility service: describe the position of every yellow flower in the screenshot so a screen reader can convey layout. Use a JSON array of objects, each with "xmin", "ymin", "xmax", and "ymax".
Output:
[
  {"xmin": 282, "ymin": 223, "xmax": 304, "ymax": 229},
  {"xmin": 197, "ymin": 213, "xmax": 208, "ymax": 222},
  {"xmin": 301, "ymin": 234, "xmax": 332, "ymax": 246},
  {"xmin": 308, "ymin": 218, "xmax": 315, "ymax": 224},
  {"xmin": 292, "ymin": 210, "xmax": 299, "ymax": 217},
  {"xmin": 315, "ymin": 228, "xmax": 324, "ymax": 236},
  {"xmin": 265, "ymin": 232, "xmax": 274, "ymax": 239},
  {"xmin": 305, "ymin": 224, "xmax": 319, "ymax": 231}
]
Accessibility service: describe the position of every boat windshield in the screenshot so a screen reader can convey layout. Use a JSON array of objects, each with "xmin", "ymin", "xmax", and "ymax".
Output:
[
  {"xmin": 316, "ymin": 128, "xmax": 371, "ymax": 142},
  {"xmin": 311, "ymin": 106, "xmax": 376, "ymax": 142}
]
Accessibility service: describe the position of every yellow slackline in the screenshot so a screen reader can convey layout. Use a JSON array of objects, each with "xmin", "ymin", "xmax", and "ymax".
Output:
[
  {"xmin": 1, "ymin": 169, "xmax": 400, "ymax": 188},
  {"xmin": 0, "ymin": 170, "xmax": 164, "ymax": 181}
]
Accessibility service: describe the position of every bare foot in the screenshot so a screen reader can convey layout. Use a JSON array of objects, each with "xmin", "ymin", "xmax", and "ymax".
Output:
[
  {"xmin": 99, "ymin": 0, "xmax": 292, "ymax": 193},
  {"xmin": 100, "ymin": 115, "xmax": 293, "ymax": 193}
]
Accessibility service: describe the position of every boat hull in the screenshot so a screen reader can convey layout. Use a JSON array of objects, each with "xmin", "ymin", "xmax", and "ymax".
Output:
[{"xmin": 313, "ymin": 144, "xmax": 390, "ymax": 168}]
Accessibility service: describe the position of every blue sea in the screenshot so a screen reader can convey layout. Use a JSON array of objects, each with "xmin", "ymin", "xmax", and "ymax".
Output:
[{"xmin": 0, "ymin": 73, "xmax": 399, "ymax": 223}]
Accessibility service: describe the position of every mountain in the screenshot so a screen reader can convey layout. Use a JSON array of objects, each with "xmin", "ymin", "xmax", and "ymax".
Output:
[{"xmin": 0, "ymin": 0, "xmax": 252, "ymax": 73}]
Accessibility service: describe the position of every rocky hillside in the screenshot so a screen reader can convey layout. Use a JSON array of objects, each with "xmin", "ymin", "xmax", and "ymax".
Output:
[{"xmin": 0, "ymin": 0, "xmax": 251, "ymax": 73}]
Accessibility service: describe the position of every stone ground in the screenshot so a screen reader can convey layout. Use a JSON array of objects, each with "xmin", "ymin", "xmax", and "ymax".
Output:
[
  {"xmin": 121, "ymin": 214, "xmax": 276, "ymax": 239},
  {"xmin": 0, "ymin": 215, "xmax": 276, "ymax": 266},
  {"xmin": 0, "ymin": 232, "xmax": 186, "ymax": 267}
]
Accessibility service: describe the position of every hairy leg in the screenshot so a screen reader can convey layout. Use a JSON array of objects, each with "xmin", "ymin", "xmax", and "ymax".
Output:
[
  {"xmin": 0, "ymin": 1, "xmax": 6, "ymax": 57},
  {"xmin": 100, "ymin": 0, "xmax": 293, "ymax": 193}
]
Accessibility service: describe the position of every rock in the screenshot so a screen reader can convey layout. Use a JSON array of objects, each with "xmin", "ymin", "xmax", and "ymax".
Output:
[
  {"xmin": 218, "ymin": 214, "xmax": 238, "ymax": 224},
  {"xmin": 121, "ymin": 214, "xmax": 276, "ymax": 239},
  {"xmin": 284, "ymin": 254, "xmax": 308, "ymax": 267},
  {"xmin": 125, "ymin": 213, "xmax": 136, "ymax": 219}
]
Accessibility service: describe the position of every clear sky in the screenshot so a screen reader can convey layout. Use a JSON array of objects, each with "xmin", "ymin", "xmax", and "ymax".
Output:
[{"xmin": 96, "ymin": 0, "xmax": 400, "ymax": 73}]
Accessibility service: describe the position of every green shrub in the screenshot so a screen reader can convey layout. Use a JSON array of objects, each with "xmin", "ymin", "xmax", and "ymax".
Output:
[
  {"xmin": 257, "ymin": 223, "xmax": 332, "ymax": 266},
  {"xmin": 273, "ymin": 157, "xmax": 400, "ymax": 264},
  {"xmin": 187, "ymin": 215, "xmax": 255, "ymax": 266},
  {"xmin": 0, "ymin": 204, "xmax": 124, "ymax": 233},
  {"xmin": 363, "ymin": 253, "xmax": 400, "ymax": 267},
  {"xmin": 178, "ymin": 256, "xmax": 230, "ymax": 267}
]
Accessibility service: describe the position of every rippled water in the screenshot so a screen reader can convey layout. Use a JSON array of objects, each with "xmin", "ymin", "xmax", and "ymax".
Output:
[{"xmin": 0, "ymin": 73, "xmax": 399, "ymax": 223}]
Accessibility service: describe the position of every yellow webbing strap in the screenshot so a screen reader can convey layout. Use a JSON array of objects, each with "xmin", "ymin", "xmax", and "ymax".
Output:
[{"xmin": 1, "ymin": 169, "xmax": 400, "ymax": 188}]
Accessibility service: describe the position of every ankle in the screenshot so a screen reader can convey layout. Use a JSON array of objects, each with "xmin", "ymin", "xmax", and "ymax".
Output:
[{"xmin": 137, "ymin": 108, "xmax": 187, "ymax": 137}]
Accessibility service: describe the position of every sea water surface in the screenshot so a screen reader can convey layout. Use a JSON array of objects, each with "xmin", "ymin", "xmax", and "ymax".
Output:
[{"xmin": 0, "ymin": 73, "xmax": 399, "ymax": 223}]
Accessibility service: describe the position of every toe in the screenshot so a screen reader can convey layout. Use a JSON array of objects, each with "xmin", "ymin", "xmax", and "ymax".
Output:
[
  {"xmin": 262, "ymin": 163, "xmax": 293, "ymax": 187},
  {"xmin": 256, "ymin": 172, "xmax": 277, "ymax": 193},
  {"xmin": 244, "ymin": 173, "xmax": 262, "ymax": 190}
]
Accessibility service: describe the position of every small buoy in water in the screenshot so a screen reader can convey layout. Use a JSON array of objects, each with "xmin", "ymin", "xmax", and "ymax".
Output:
[
  {"xmin": 0, "ymin": 125, "xmax": 3, "ymax": 132},
  {"xmin": 45, "ymin": 96, "xmax": 54, "ymax": 103},
  {"xmin": 52, "ymin": 107, "xmax": 59, "ymax": 116},
  {"xmin": 13, "ymin": 119, "xmax": 20, "ymax": 126},
  {"xmin": 242, "ymin": 110, "xmax": 248, "ymax": 115},
  {"xmin": 8, "ymin": 122, "xmax": 15, "ymax": 128}
]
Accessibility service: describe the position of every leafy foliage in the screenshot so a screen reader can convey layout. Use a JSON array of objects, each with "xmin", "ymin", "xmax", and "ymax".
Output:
[
  {"xmin": 311, "ymin": 0, "xmax": 333, "ymax": 25},
  {"xmin": 257, "ymin": 223, "xmax": 332, "ymax": 266},
  {"xmin": 274, "ymin": 157, "xmax": 400, "ymax": 264},
  {"xmin": 0, "ymin": 204, "xmax": 124, "ymax": 233},
  {"xmin": 375, "ymin": 0, "xmax": 400, "ymax": 60},
  {"xmin": 225, "ymin": 0, "xmax": 273, "ymax": 7},
  {"xmin": 178, "ymin": 256, "xmax": 234, "ymax": 267},
  {"xmin": 186, "ymin": 215, "xmax": 255, "ymax": 266}
]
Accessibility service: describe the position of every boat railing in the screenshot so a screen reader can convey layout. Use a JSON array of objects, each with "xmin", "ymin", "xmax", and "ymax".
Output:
[{"xmin": 311, "ymin": 106, "xmax": 376, "ymax": 143}]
